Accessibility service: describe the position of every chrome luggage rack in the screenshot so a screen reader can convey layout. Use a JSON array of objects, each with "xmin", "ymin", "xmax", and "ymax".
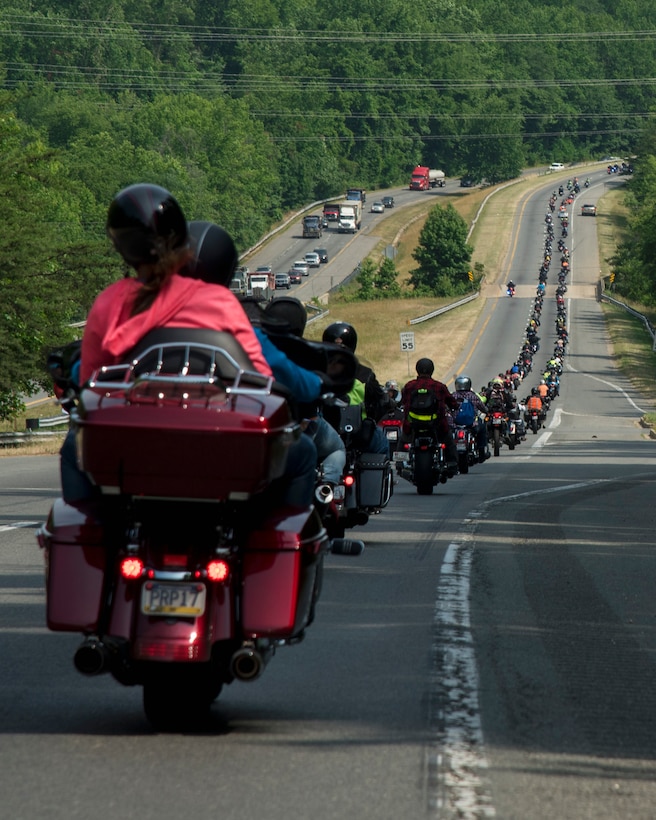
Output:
[{"xmin": 86, "ymin": 342, "xmax": 276, "ymax": 409}]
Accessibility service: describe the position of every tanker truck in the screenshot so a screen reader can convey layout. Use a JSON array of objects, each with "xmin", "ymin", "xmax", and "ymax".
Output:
[{"xmin": 409, "ymin": 165, "xmax": 446, "ymax": 190}]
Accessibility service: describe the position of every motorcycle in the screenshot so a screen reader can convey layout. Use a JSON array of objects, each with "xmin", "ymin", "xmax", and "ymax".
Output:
[
  {"xmin": 395, "ymin": 419, "xmax": 448, "ymax": 495},
  {"xmin": 377, "ymin": 406, "xmax": 405, "ymax": 456},
  {"xmin": 486, "ymin": 409, "xmax": 508, "ymax": 457},
  {"xmin": 506, "ymin": 286, "xmax": 515, "ymax": 297},
  {"xmin": 321, "ymin": 405, "xmax": 393, "ymax": 539},
  {"xmin": 38, "ymin": 332, "xmax": 363, "ymax": 729},
  {"xmin": 527, "ymin": 407, "xmax": 543, "ymax": 434},
  {"xmin": 453, "ymin": 424, "xmax": 479, "ymax": 474}
]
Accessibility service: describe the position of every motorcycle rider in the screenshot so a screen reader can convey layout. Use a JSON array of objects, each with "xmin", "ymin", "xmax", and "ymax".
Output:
[
  {"xmin": 384, "ymin": 379, "xmax": 402, "ymax": 407},
  {"xmin": 452, "ymin": 375, "xmax": 489, "ymax": 463},
  {"xmin": 525, "ymin": 388, "xmax": 545, "ymax": 424},
  {"xmin": 183, "ymin": 222, "xmax": 350, "ymax": 496},
  {"xmin": 484, "ymin": 377, "xmax": 514, "ymax": 413},
  {"xmin": 62, "ymin": 186, "xmax": 316, "ymax": 510},
  {"xmin": 400, "ymin": 357, "xmax": 459, "ymax": 473},
  {"xmin": 321, "ymin": 321, "xmax": 391, "ymax": 456},
  {"xmin": 260, "ymin": 296, "xmax": 348, "ymax": 491}
]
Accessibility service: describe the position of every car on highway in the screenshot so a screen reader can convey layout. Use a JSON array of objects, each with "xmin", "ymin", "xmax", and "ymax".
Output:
[
  {"xmin": 274, "ymin": 273, "xmax": 291, "ymax": 289},
  {"xmin": 255, "ymin": 265, "xmax": 273, "ymax": 274},
  {"xmin": 304, "ymin": 252, "xmax": 321, "ymax": 268},
  {"xmin": 581, "ymin": 203, "xmax": 597, "ymax": 216},
  {"xmin": 370, "ymin": 201, "xmax": 385, "ymax": 213},
  {"xmin": 288, "ymin": 270, "xmax": 302, "ymax": 285},
  {"xmin": 460, "ymin": 176, "xmax": 475, "ymax": 187},
  {"xmin": 382, "ymin": 196, "xmax": 395, "ymax": 208},
  {"xmin": 290, "ymin": 260, "xmax": 309, "ymax": 277},
  {"xmin": 314, "ymin": 248, "xmax": 328, "ymax": 263}
]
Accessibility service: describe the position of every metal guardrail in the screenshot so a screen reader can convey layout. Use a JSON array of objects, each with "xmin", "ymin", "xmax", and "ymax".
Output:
[
  {"xmin": 0, "ymin": 413, "xmax": 69, "ymax": 447},
  {"xmin": 408, "ymin": 292, "xmax": 479, "ymax": 325},
  {"xmin": 599, "ymin": 290, "xmax": 656, "ymax": 351}
]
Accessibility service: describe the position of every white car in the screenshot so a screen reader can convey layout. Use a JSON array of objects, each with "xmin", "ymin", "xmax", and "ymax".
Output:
[
  {"xmin": 370, "ymin": 201, "xmax": 385, "ymax": 213},
  {"xmin": 304, "ymin": 252, "xmax": 321, "ymax": 268},
  {"xmin": 549, "ymin": 162, "xmax": 565, "ymax": 172},
  {"xmin": 290, "ymin": 260, "xmax": 309, "ymax": 277}
]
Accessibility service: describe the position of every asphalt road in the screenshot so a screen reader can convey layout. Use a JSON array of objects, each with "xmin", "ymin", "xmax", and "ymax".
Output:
[{"xmin": 2, "ymin": 171, "xmax": 656, "ymax": 820}]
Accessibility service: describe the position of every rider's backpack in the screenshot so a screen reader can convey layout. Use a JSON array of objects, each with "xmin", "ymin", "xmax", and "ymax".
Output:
[
  {"xmin": 454, "ymin": 399, "xmax": 476, "ymax": 426},
  {"xmin": 409, "ymin": 386, "xmax": 439, "ymax": 416}
]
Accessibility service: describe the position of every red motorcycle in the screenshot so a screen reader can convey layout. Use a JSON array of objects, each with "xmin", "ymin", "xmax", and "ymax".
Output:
[
  {"xmin": 377, "ymin": 406, "xmax": 404, "ymax": 455},
  {"xmin": 38, "ymin": 331, "xmax": 361, "ymax": 729},
  {"xmin": 486, "ymin": 409, "xmax": 508, "ymax": 457}
]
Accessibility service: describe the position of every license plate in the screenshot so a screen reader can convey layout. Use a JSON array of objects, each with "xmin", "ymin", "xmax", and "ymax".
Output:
[
  {"xmin": 393, "ymin": 451, "xmax": 406, "ymax": 461},
  {"xmin": 456, "ymin": 442, "xmax": 467, "ymax": 451},
  {"xmin": 492, "ymin": 418, "xmax": 502, "ymax": 425},
  {"xmin": 141, "ymin": 582, "xmax": 207, "ymax": 617},
  {"xmin": 385, "ymin": 429, "xmax": 398, "ymax": 441}
]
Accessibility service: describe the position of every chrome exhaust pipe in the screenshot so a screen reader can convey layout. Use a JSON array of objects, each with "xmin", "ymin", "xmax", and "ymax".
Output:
[
  {"xmin": 315, "ymin": 483, "xmax": 334, "ymax": 505},
  {"xmin": 74, "ymin": 638, "xmax": 111, "ymax": 676},
  {"xmin": 230, "ymin": 645, "xmax": 268, "ymax": 682}
]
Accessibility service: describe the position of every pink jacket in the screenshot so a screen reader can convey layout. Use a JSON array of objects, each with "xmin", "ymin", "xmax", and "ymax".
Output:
[{"xmin": 80, "ymin": 274, "xmax": 272, "ymax": 384}]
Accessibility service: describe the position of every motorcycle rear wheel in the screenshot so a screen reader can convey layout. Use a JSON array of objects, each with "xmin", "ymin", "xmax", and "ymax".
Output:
[
  {"xmin": 143, "ymin": 666, "xmax": 221, "ymax": 731},
  {"xmin": 458, "ymin": 453, "xmax": 469, "ymax": 474},
  {"xmin": 493, "ymin": 428, "xmax": 501, "ymax": 457},
  {"xmin": 414, "ymin": 450, "xmax": 434, "ymax": 495}
]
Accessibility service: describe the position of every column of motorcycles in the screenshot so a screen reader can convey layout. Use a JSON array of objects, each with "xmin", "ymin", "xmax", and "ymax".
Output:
[{"xmin": 382, "ymin": 182, "xmax": 572, "ymax": 495}]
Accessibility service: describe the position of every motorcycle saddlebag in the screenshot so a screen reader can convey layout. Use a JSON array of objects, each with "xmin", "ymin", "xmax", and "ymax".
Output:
[
  {"xmin": 37, "ymin": 500, "xmax": 106, "ymax": 632},
  {"xmin": 240, "ymin": 507, "xmax": 327, "ymax": 638},
  {"xmin": 356, "ymin": 453, "xmax": 392, "ymax": 509}
]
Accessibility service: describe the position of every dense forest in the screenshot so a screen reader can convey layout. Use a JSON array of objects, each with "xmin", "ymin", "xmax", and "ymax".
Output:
[{"xmin": 2, "ymin": 0, "xmax": 656, "ymax": 416}]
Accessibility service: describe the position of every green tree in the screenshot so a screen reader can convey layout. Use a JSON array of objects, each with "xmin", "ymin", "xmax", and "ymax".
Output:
[
  {"xmin": 410, "ymin": 204, "xmax": 473, "ymax": 297},
  {"xmin": 0, "ymin": 100, "xmax": 118, "ymax": 420},
  {"xmin": 355, "ymin": 258, "xmax": 376, "ymax": 301},
  {"xmin": 375, "ymin": 257, "xmax": 401, "ymax": 298}
]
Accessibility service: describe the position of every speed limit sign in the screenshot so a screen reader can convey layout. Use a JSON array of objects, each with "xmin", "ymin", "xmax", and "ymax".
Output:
[{"xmin": 400, "ymin": 331, "xmax": 415, "ymax": 352}]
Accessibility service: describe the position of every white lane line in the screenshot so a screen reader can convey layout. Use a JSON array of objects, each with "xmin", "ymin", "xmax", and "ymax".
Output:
[
  {"xmin": 566, "ymin": 363, "xmax": 648, "ymax": 414},
  {"xmin": 0, "ymin": 522, "xmax": 41, "ymax": 532},
  {"xmin": 430, "ymin": 539, "xmax": 496, "ymax": 818},
  {"xmin": 429, "ymin": 474, "xmax": 619, "ymax": 817}
]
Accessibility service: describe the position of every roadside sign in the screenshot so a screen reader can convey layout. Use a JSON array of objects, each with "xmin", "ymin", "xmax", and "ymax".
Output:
[{"xmin": 400, "ymin": 331, "xmax": 415, "ymax": 352}]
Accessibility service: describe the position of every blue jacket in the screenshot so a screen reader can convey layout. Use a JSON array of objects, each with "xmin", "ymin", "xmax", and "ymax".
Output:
[{"xmin": 255, "ymin": 328, "xmax": 322, "ymax": 404}]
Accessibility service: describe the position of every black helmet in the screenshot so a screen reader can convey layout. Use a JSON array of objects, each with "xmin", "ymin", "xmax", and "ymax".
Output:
[
  {"xmin": 416, "ymin": 357, "xmax": 434, "ymax": 376},
  {"xmin": 182, "ymin": 220, "xmax": 238, "ymax": 286},
  {"xmin": 454, "ymin": 375, "xmax": 471, "ymax": 391},
  {"xmin": 322, "ymin": 321, "xmax": 358, "ymax": 352},
  {"xmin": 106, "ymin": 184, "xmax": 188, "ymax": 268},
  {"xmin": 262, "ymin": 297, "xmax": 307, "ymax": 337}
]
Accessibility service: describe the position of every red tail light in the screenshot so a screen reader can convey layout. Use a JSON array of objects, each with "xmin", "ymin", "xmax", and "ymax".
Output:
[
  {"xmin": 344, "ymin": 475, "xmax": 355, "ymax": 487},
  {"xmin": 206, "ymin": 559, "xmax": 230, "ymax": 583},
  {"xmin": 456, "ymin": 429, "xmax": 466, "ymax": 441},
  {"xmin": 120, "ymin": 557, "xmax": 144, "ymax": 580}
]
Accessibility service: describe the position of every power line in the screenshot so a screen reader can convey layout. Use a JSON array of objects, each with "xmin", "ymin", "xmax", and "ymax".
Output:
[
  {"xmin": 2, "ymin": 14, "xmax": 656, "ymax": 44},
  {"xmin": 5, "ymin": 63, "xmax": 656, "ymax": 93}
]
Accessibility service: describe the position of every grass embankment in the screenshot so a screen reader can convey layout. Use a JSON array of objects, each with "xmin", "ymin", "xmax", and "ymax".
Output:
[{"xmin": 595, "ymin": 186, "xmax": 656, "ymax": 424}]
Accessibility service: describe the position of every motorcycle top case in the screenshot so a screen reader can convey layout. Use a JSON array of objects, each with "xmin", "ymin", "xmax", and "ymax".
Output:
[
  {"xmin": 38, "ymin": 499, "xmax": 106, "ymax": 632},
  {"xmin": 75, "ymin": 380, "xmax": 296, "ymax": 500}
]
